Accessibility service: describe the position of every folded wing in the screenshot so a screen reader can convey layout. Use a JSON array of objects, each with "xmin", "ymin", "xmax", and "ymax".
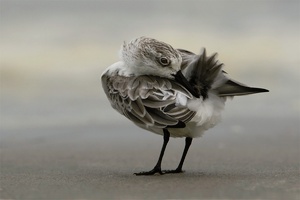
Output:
[{"xmin": 101, "ymin": 74, "xmax": 195, "ymax": 129}]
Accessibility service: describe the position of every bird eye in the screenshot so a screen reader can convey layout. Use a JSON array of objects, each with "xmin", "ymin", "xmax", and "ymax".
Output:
[{"xmin": 159, "ymin": 57, "xmax": 170, "ymax": 66}]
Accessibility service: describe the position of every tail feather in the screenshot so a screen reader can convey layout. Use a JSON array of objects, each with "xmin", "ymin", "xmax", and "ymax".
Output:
[{"xmin": 216, "ymin": 79, "xmax": 269, "ymax": 97}]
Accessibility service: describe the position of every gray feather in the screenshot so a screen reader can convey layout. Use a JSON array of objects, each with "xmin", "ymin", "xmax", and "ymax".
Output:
[
  {"xmin": 178, "ymin": 48, "xmax": 223, "ymax": 98},
  {"xmin": 217, "ymin": 79, "xmax": 269, "ymax": 96},
  {"xmin": 101, "ymin": 73, "xmax": 196, "ymax": 129},
  {"xmin": 178, "ymin": 48, "xmax": 268, "ymax": 98}
]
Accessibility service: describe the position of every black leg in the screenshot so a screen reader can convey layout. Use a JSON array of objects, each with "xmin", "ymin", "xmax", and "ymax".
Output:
[
  {"xmin": 164, "ymin": 137, "xmax": 193, "ymax": 174},
  {"xmin": 134, "ymin": 129, "xmax": 170, "ymax": 175}
]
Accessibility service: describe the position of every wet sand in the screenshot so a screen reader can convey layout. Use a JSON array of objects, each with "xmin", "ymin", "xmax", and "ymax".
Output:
[{"xmin": 1, "ymin": 118, "xmax": 299, "ymax": 199}]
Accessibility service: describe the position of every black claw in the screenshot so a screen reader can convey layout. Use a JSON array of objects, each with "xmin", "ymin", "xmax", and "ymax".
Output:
[
  {"xmin": 162, "ymin": 169, "xmax": 185, "ymax": 174},
  {"xmin": 134, "ymin": 166, "xmax": 163, "ymax": 176}
]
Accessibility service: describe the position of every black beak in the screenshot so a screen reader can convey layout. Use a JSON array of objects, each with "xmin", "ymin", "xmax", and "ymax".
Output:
[{"xmin": 173, "ymin": 71, "xmax": 200, "ymax": 98}]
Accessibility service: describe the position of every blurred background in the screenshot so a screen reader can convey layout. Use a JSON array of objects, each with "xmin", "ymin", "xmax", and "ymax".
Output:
[{"xmin": 1, "ymin": 0, "xmax": 299, "ymax": 131}]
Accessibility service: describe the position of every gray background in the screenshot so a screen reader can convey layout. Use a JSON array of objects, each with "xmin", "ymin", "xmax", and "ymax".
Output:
[{"xmin": 1, "ymin": 0, "xmax": 299, "ymax": 199}]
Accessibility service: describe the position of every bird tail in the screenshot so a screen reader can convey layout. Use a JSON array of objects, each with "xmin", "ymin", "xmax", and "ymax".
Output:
[{"xmin": 215, "ymin": 79, "xmax": 269, "ymax": 97}]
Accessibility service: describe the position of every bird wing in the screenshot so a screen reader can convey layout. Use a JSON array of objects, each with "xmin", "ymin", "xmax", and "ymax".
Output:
[
  {"xmin": 177, "ymin": 48, "xmax": 197, "ymax": 71},
  {"xmin": 178, "ymin": 48, "xmax": 224, "ymax": 98},
  {"xmin": 178, "ymin": 48, "xmax": 268, "ymax": 97},
  {"xmin": 101, "ymin": 74, "xmax": 196, "ymax": 129}
]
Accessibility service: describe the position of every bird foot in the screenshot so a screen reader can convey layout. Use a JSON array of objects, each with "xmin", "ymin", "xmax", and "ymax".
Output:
[
  {"xmin": 162, "ymin": 168, "xmax": 184, "ymax": 174},
  {"xmin": 134, "ymin": 166, "xmax": 163, "ymax": 176}
]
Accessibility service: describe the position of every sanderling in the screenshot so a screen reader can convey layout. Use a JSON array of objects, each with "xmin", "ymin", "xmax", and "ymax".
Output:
[{"xmin": 101, "ymin": 37, "xmax": 268, "ymax": 175}]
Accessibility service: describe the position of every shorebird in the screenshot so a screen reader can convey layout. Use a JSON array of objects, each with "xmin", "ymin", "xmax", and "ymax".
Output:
[{"xmin": 101, "ymin": 37, "xmax": 268, "ymax": 175}]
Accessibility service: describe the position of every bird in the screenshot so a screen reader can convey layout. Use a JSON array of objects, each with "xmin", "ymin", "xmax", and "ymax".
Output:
[{"xmin": 101, "ymin": 37, "xmax": 268, "ymax": 175}]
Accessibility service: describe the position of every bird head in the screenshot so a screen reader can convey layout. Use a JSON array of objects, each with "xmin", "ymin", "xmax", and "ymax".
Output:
[
  {"xmin": 121, "ymin": 37, "xmax": 182, "ymax": 79},
  {"xmin": 121, "ymin": 37, "xmax": 199, "ymax": 98}
]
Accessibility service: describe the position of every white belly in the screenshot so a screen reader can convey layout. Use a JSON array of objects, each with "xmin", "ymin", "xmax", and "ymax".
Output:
[{"xmin": 145, "ymin": 93, "xmax": 227, "ymax": 138}]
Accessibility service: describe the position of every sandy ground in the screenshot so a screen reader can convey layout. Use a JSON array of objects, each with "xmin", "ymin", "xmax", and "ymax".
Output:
[
  {"xmin": 0, "ymin": 118, "xmax": 300, "ymax": 199},
  {"xmin": 0, "ymin": 118, "xmax": 299, "ymax": 199}
]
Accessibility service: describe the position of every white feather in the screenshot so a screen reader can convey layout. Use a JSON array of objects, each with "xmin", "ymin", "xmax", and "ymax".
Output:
[
  {"xmin": 175, "ymin": 93, "xmax": 188, "ymax": 107},
  {"xmin": 167, "ymin": 92, "xmax": 226, "ymax": 138}
]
